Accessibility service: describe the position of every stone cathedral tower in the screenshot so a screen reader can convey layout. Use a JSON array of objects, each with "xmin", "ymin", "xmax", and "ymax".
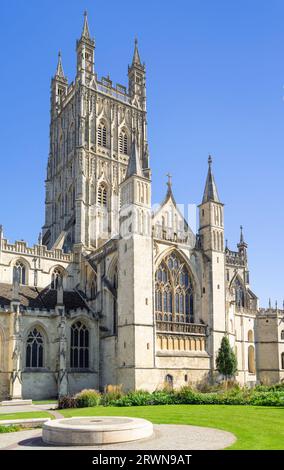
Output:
[{"xmin": 42, "ymin": 13, "xmax": 149, "ymax": 252}]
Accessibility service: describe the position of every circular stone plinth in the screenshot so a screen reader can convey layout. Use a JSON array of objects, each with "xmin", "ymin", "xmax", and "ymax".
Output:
[{"xmin": 42, "ymin": 416, "xmax": 153, "ymax": 446}]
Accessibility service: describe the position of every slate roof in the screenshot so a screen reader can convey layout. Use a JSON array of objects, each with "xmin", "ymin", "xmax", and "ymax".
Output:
[{"xmin": 0, "ymin": 283, "xmax": 87, "ymax": 312}]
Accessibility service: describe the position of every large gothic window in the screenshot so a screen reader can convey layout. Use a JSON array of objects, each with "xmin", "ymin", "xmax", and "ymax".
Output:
[
  {"xmin": 234, "ymin": 278, "xmax": 245, "ymax": 308},
  {"xmin": 155, "ymin": 252, "xmax": 194, "ymax": 324},
  {"xmin": 70, "ymin": 321, "xmax": 89, "ymax": 369},
  {"xmin": 26, "ymin": 328, "xmax": 44, "ymax": 368},
  {"xmin": 13, "ymin": 260, "xmax": 26, "ymax": 285},
  {"xmin": 97, "ymin": 122, "xmax": 107, "ymax": 148}
]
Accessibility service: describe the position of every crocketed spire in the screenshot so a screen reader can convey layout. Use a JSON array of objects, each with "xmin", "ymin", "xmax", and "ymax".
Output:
[
  {"xmin": 132, "ymin": 38, "xmax": 142, "ymax": 66},
  {"xmin": 55, "ymin": 51, "xmax": 65, "ymax": 79},
  {"xmin": 82, "ymin": 10, "xmax": 91, "ymax": 39},
  {"xmin": 202, "ymin": 155, "xmax": 220, "ymax": 203}
]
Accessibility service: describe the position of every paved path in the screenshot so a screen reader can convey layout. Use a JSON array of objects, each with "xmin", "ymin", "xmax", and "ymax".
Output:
[
  {"xmin": 0, "ymin": 424, "xmax": 236, "ymax": 450},
  {"xmin": 0, "ymin": 404, "xmax": 58, "ymax": 414},
  {"xmin": 0, "ymin": 403, "xmax": 63, "ymax": 420}
]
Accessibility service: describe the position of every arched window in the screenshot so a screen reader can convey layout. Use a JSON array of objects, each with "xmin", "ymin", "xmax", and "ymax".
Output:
[
  {"xmin": 51, "ymin": 267, "xmax": 64, "ymax": 290},
  {"xmin": 248, "ymin": 345, "xmax": 255, "ymax": 374},
  {"xmin": 70, "ymin": 321, "xmax": 89, "ymax": 369},
  {"xmin": 90, "ymin": 279, "xmax": 97, "ymax": 300},
  {"xmin": 26, "ymin": 328, "xmax": 44, "ymax": 368},
  {"xmin": 165, "ymin": 374, "xmax": 173, "ymax": 390},
  {"xmin": 98, "ymin": 184, "xmax": 108, "ymax": 207},
  {"xmin": 281, "ymin": 330, "xmax": 284, "ymax": 341},
  {"xmin": 234, "ymin": 278, "xmax": 245, "ymax": 308},
  {"xmin": 13, "ymin": 260, "xmax": 26, "ymax": 285},
  {"xmin": 119, "ymin": 130, "xmax": 128, "ymax": 154},
  {"xmin": 97, "ymin": 122, "xmax": 107, "ymax": 148},
  {"xmin": 155, "ymin": 252, "xmax": 194, "ymax": 324},
  {"xmin": 282, "ymin": 353, "xmax": 284, "ymax": 369},
  {"xmin": 248, "ymin": 330, "xmax": 254, "ymax": 342}
]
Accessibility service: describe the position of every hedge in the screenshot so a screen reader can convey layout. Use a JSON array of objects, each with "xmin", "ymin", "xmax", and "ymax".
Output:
[{"xmin": 58, "ymin": 385, "xmax": 284, "ymax": 409}]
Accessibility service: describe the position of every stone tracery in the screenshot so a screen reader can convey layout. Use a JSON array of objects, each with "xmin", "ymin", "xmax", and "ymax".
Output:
[{"xmin": 155, "ymin": 251, "xmax": 194, "ymax": 324}]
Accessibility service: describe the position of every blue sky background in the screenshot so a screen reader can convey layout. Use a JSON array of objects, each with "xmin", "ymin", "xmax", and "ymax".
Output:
[{"xmin": 0, "ymin": 0, "xmax": 283, "ymax": 306}]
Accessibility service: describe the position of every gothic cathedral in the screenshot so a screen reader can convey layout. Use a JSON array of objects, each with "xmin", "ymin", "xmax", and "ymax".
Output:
[{"xmin": 0, "ymin": 14, "xmax": 283, "ymax": 400}]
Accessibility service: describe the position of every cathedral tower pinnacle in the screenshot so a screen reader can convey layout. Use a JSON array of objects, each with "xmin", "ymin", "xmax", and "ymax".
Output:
[
  {"xmin": 128, "ymin": 38, "xmax": 146, "ymax": 108},
  {"xmin": 76, "ymin": 11, "xmax": 95, "ymax": 85},
  {"xmin": 202, "ymin": 155, "xmax": 220, "ymax": 204}
]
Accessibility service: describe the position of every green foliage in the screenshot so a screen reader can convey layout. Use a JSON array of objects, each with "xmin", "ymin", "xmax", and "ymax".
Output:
[
  {"xmin": 106, "ymin": 385, "xmax": 284, "ymax": 407},
  {"xmin": 114, "ymin": 389, "xmax": 178, "ymax": 407},
  {"xmin": 216, "ymin": 336, "xmax": 238, "ymax": 379},
  {"xmin": 58, "ymin": 381, "xmax": 284, "ymax": 409},
  {"xmin": 249, "ymin": 391, "xmax": 284, "ymax": 407},
  {"xmin": 74, "ymin": 389, "xmax": 101, "ymax": 408},
  {"xmin": 149, "ymin": 390, "xmax": 177, "ymax": 405},
  {"xmin": 101, "ymin": 384, "xmax": 124, "ymax": 406},
  {"xmin": 175, "ymin": 386, "xmax": 200, "ymax": 404},
  {"xmin": 255, "ymin": 382, "xmax": 284, "ymax": 392},
  {"xmin": 0, "ymin": 425, "xmax": 21, "ymax": 433},
  {"xmin": 114, "ymin": 390, "xmax": 152, "ymax": 407}
]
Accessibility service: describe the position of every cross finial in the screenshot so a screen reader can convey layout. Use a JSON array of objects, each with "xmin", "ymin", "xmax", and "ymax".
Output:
[
  {"xmin": 166, "ymin": 173, "xmax": 172, "ymax": 189},
  {"xmin": 135, "ymin": 37, "xmax": 138, "ymax": 46},
  {"xmin": 208, "ymin": 155, "xmax": 212, "ymax": 167},
  {"xmin": 269, "ymin": 298, "xmax": 271, "ymax": 309}
]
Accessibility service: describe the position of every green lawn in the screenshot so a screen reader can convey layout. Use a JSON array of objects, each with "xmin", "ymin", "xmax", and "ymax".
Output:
[
  {"xmin": 60, "ymin": 405, "xmax": 284, "ymax": 450},
  {"xmin": 0, "ymin": 411, "xmax": 53, "ymax": 421},
  {"xmin": 32, "ymin": 400, "xmax": 58, "ymax": 405}
]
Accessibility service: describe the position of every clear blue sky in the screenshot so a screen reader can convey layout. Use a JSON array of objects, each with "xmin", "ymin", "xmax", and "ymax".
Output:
[{"xmin": 0, "ymin": 0, "xmax": 283, "ymax": 307}]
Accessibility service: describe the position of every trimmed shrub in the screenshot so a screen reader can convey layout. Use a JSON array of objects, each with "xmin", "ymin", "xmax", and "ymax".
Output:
[
  {"xmin": 149, "ymin": 390, "xmax": 177, "ymax": 405},
  {"xmin": 255, "ymin": 382, "xmax": 284, "ymax": 392},
  {"xmin": 101, "ymin": 384, "xmax": 124, "ymax": 406},
  {"xmin": 112, "ymin": 390, "xmax": 151, "ymax": 407},
  {"xmin": 176, "ymin": 386, "xmax": 202, "ymax": 404},
  {"xmin": 249, "ymin": 391, "xmax": 284, "ymax": 407},
  {"xmin": 58, "ymin": 395, "xmax": 78, "ymax": 409},
  {"xmin": 75, "ymin": 389, "xmax": 101, "ymax": 408}
]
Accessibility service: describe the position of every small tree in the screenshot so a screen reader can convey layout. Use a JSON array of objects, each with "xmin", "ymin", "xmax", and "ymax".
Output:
[{"xmin": 216, "ymin": 336, "xmax": 237, "ymax": 385}]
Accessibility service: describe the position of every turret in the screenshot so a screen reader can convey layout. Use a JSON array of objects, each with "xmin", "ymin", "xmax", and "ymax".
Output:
[
  {"xmin": 116, "ymin": 133, "xmax": 154, "ymax": 391},
  {"xmin": 198, "ymin": 156, "xmax": 226, "ymax": 375},
  {"xmin": 76, "ymin": 11, "xmax": 95, "ymax": 85},
  {"xmin": 128, "ymin": 39, "xmax": 146, "ymax": 109},
  {"xmin": 199, "ymin": 155, "xmax": 224, "ymax": 253},
  {"xmin": 238, "ymin": 225, "xmax": 248, "ymax": 258},
  {"xmin": 51, "ymin": 51, "xmax": 68, "ymax": 118}
]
